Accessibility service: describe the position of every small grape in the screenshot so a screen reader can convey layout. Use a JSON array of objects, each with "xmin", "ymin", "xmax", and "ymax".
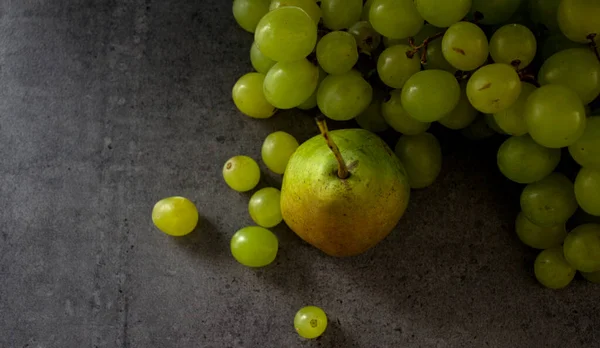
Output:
[
  {"xmin": 534, "ymin": 247, "xmax": 576, "ymax": 289},
  {"xmin": 261, "ymin": 131, "xmax": 299, "ymax": 174},
  {"xmin": 355, "ymin": 99, "xmax": 390, "ymax": 133},
  {"xmin": 401, "ymin": 69, "xmax": 461, "ymax": 122},
  {"xmin": 232, "ymin": 0, "xmax": 271, "ymax": 33},
  {"xmin": 248, "ymin": 188, "xmax": 283, "ymax": 228},
  {"xmin": 493, "ymin": 82, "xmax": 537, "ymax": 136},
  {"xmin": 230, "ymin": 226, "xmax": 278, "ymax": 267},
  {"xmin": 317, "ymin": 71, "xmax": 373, "ymax": 121},
  {"xmin": 557, "ymin": 0, "xmax": 600, "ymax": 43},
  {"xmin": 232, "ymin": 73, "xmax": 276, "ymax": 119},
  {"xmin": 515, "ymin": 212, "xmax": 567, "ymax": 250},
  {"xmin": 394, "ymin": 132, "xmax": 442, "ymax": 189},
  {"xmin": 369, "ymin": 0, "xmax": 424, "ymax": 39},
  {"xmin": 152, "ymin": 197, "xmax": 199, "ymax": 237},
  {"xmin": 294, "ymin": 306, "xmax": 328, "ymax": 339},
  {"xmin": 523, "ymin": 84, "xmax": 586, "ymax": 149},
  {"xmin": 348, "ymin": 21, "xmax": 381, "ymax": 55},
  {"xmin": 466, "ymin": 63, "xmax": 521, "ymax": 114},
  {"xmin": 568, "ymin": 116, "xmax": 600, "ymax": 169},
  {"xmin": 489, "ymin": 24, "xmax": 537, "ymax": 69},
  {"xmin": 316, "ymin": 31, "xmax": 359, "ymax": 75},
  {"xmin": 414, "ymin": 0, "xmax": 472, "ymax": 28},
  {"xmin": 469, "ymin": 0, "xmax": 522, "ymax": 25},
  {"xmin": 521, "ymin": 173, "xmax": 578, "ymax": 227},
  {"xmin": 442, "ymin": 21, "xmax": 489, "ymax": 71},
  {"xmin": 377, "ymin": 44, "xmax": 421, "ymax": 89},
  {"xmin": 222, "ymin": 156, "xmax": 261, "ymax": 192},
  {"xmin": 423, "ymin": 39, "xmax": 457, "ymax": 74},
  {"xmin": 297, "ymin": 67, "xmax": 327, "ymax": 110},
  {"xmin": 563, "ymin": 223, "xmax": 600, "ymax": 272},
  {"xmin": 497, "ymin": 135, "xmax": 561, "ymax": 184},
  {"xmin": 264, "ymin": 59, "xmax": 319, "ymax": 109},
  {"xmin": 581, "ymin": 270, "xmax": 600, "ymax": 283},
  {"xmin": 270, "ymin": 0, "xmax": 321, "ymax": 24},
  {"xmin": 320, "ymin": 0, "xmax": 362, "ymax": 30},
  {"xmin": 439, "ymin": 81, "xmax": 478, "ymax": 130},
  {"xmin": 574, "ymin": 168, "xmax": 600, "ymax": 217},
  {"xmin": 250, "ymin": 42, "xmax": 276, "ymax": 74},
  {"xmin": 381, "ymin": 89, "xmax": 431, "ymax": 134}
]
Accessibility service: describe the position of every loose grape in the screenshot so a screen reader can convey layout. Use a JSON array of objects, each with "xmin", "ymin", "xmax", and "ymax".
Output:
[
  {"xmin": 248, "ymin": 188, "xmax": 283, "ymax": 228},
  {"xmin": 497, "ymin": 135, "xmax": 561, "ymax": 184},
  {"xmin": 401, "ymin": 69, "xmax": 461, "ymax": 122},
  {"xmin": 320, "ymin": 0, "xmax": 362, "ymax": 30},
  {"xmin": 568, "ymin": 116, "xmax": 600, "ymax": 169},
  {"xmin": 255, "ymin": 7, "xmax": 317, "ymax": 62},
  {"xmin": 575, "ymin": 168, "xmax": 600, "ymax": 217},
  {"xmin": 230, "ymin": 226, "xmax": 278, "ymax": 267},
  {"xmin": 377, "ymin": 44, "xmax": 421, "ymax": 89},
  {"xmin": 152, "ymin": 197, "xmax": 199, "ymax": 237},
  {"xmin": 469, "ymin": 0, "xmax": 522, "ymax": 25},
  {"xmin": 563, "ymin": 223, "xmax": 600, "ymax": 272},
  {"xmin": 581, "ymin": 270, "xmax": 600, "ymax": 283},
  {"xmin": 317, "ymin": 71, "xmax": 373, "ymax": 121},
  {"xmin": 261, "ymin": 131, "xmax": 299, "ymax": 174},
  {"xmin": 316, "ymin": 31, "xmax": 359, "ymax": 75},
  {"xmin": 355, "ymin": 99, "xmax": 389, "ymax": 133},
  {"xmin": 270, "ymin": 0, "xmax": 321, "ymax": 24},
  {"xmin": 557, "ymin": 0, "xmax": 600, "ymax": 43},
  {"xmin": 534, "ymin": 247, "xmax": 576, "ymax": 289},
  {"xmin": 250, "ymin": 42, "xmax": 276, "ymax": 74},
  {"xmin": 489, "ymin": 24, "xmax": 537, "ymax": 69},
  {"xmin": 538, "ymin": 48, "xmax": 600, "ymax": 105},
  {"xmin": 521, "ymin": 173, "xmax": 578, "ymax": 227},
  {"xmin": 461, "ymin": 115, "xmax": 496, "ymax": 140},
  {"xmin": 493, "ymin": 82, "xmax": 537, "ymax": 136},
  {"xmin": 294, "ymin": 306, "xmax": 328, "ymax": 339},
  {"xmin": 523, "ymin": 84, "xmax": 586, "ymax": 149},
  {"xmin": 264, "ymin": 59, "xmax": 319, "ymax": 109},
  {"xmin": 442, "ymin": 21, "xmax": 489, "ymax": 71},
  {"xmin": 381, "ymin": 89, "xmax": 431, "ymax": 134},
  {"xmin": 348, "ymin": 21, "xmax": 382, "ymax": 55},
  {"xmin": 369, "ymin": 0, "xmax": 424, "ymax": 39},
  {"xmin": 232, "ymin": 73, "xmax": 276, "ymax": 119},
  {"xmin": 232, "ymin": 0, "xmax": 271, "ymax": 33},
  {"xmin": 528, "ymin": 0, "xmax": 561, "ymax": 32},
  {"xmin": 466, "ymin": 63, "xmax": 522, "ymax": 114},
  {"xmin": 414, "ymin": 0, "xmax": 472, "ymax": 28},
  {"xmin": 515, "ymin": 212, "xmax": 567, "ymax": 249},
  {"xmin": 439, "ymin": 82, "xmax": 478, "ymax": 130},
  {"xmin": 394, "ymin": 132, "xmax": 442, "ymax": 189},
  {"xmin": 223, "ymin": 156, "xmax": 261, "ymax": 192},
  {"xmin": 297, "ymin": 67, "xmax": 327, "ymax": 110}
]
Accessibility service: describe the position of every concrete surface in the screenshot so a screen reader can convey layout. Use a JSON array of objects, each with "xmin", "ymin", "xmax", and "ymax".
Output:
[{"xmin": 0, "ymin": 1, "xmax": 598, "ymax": 347}]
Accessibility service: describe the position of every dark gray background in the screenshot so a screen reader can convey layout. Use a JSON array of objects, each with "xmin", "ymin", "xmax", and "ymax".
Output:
[{"xmin": 0, "ymin": 1, "xmax": 598, "ymax": 347}]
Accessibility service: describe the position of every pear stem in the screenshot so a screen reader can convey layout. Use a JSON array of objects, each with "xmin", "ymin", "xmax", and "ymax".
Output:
[{"xmin": 316, "ymin": 116, "xmax": 349, "ymax": 179}]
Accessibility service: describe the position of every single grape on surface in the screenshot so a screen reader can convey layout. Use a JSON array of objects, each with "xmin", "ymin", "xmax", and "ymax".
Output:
[
  {"xmin": 569, "ymin": 116, "xmax": 600, "ymax": 169},
  {"xmin": 152, "ymin": 196, "xmax": 199, "ymax": 237},
  {"xmin": 466, "ymin": 63, "xmax": 521, "ymax": 114},
  {"xmin": 574, "ymin": 168, "xmax": 600, "ymax": 217},
  {"xmin": 563, "ymin": 223, "xmax": 600, "ymax": 272},
  {"xmin": 223, "ymin": 155, "xmax": 261, "ymax": 192},
  {"xmin": 401, "ymin": 69, "xmax": 461, "ymax": 122},
  {"xmin": 515, "ymin": 212, "xmax": 567, "ymax": 250},
  {"xmin": 261, "ymin": 131, "xmax": 299, "ymax": 174},
  {"xmin": 248, "ymin": 187, "xmax": 283, "ymax": 228},
  {"xmin": 232, "ymin": 0, "xmax": 271, "ymax": 33},
  {"xmin": 394, "ymin": 132, "xmax": 442, "ymax": 189},
  {"xmin": 534, "ymin": 247, "xmax": 576, "ymax": 289},
  {"xmin": 294, "ymin": 306, "xmax": 328, "ymax": 339},
  {"xmin": 232, "ymin": 73, "xmax": 276, "ymax": 119},
  {"xmin": 230, "ymin": 226, "xmax": 279, "ymax": 267},
  {"xmin": 496, "ymin": 135, "xmax": 561, "ymax": 184},
  {"xmin": 381, "ymin": 89, "xmax": 431, "ymax": 135},
  {"xmin": 520, "ymin": 173, "xmax": 578, "ymax": 227}
]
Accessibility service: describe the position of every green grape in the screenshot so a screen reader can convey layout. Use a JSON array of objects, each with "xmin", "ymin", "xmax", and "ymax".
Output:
[
  {"xmin": 297, "ymin": 67, "xmax": 327, "ymax": 110},
  {"xmin": 540, "ymin": 33, "xmax": 588, "ymax": 60},
  {"xmin": 516, "ymin": 212, "xmax": 567, "ymax": 249},
  {"xmin": 394, "ymin": 132, "xmax": 442, "ymax": 189},
  {"xmin": 524, "ymin": 84, "xmax": 586, "ymax": 149},
  {"xmin": 348, "ymin": 21, "xmax": 382, "ymax": 55},
  {"xmin": 317, "ymin": 71, "xmax": 373, "ymax": 121},
  {"xmin": 493, "ymin": 82, "xmax": 537, "ymax": 136},
  {"xmin": 442, "ymin": 22, "xmax": 489, "ymax": 71},
  {"xmin": 423, "ymin": 39, "xmax": 457, "ymax": 73},
  {"xmin": 575, "ymin": 168, "xmax": 600, "ymax": 217},
  {"xmin": 569, "ymin": 116, "xmax": 600, "ymax": 169},
  {"xmin": 316, "ymin": 31, "xmax": 359, "ymax": 75},
  {"xmin": 152, "ymin": 196, "xmax": 199, "ymax": 237},
  {"xmin": 377, "ymin": 45, "xmax": 421, "ymax": 89},
  {"xmin": 383, "ymin": 37, "xmax": 406, "ymax": 48},
  {"xmin": 248, "ymin": 187, "xmax": 283, "ymax": 228},
  {"xmin": 413, "ymin": 23, "xmax": 441, "ymax": 44},
  {"xmin": 230, "ymin": 226, "xmax": 278, "ymax": 267},
  {"xmin": 255, "ymin": 6, "xmax": 317, "ymax": 62},
  {"xmin": 439, "ymin": 82, "xmax": 478, "ymax": 130},
  {"xmin": 469, "ymin": 0, "xmax": 522, "ymax": 25},
  {"xmin": 484, "ymin": 114, "xmax": 505, "ymax": 134},
  {"xmin": 355, "ymin": 99, "xmax": 389, "ymax": 133},
  {"xmin": 414, "ymin": 0, "xmax": 472, "ymax": 28},
  {"xmin": 261, "ymin": 131, "xmax": 299, "ymax": 174},
  {"xmin": 264, "ymin": 59, "xmax": 319, "ymax": 109},
  {"xmin": 563, "ymin": 223, "xmax": 600, "ymax": 272},
  {"xmin": 294, "ymin": 306, "xmax": 328, "ymax": 339},
  {"xmin": 581, "ymin": 270, "xmax": 600, "ymax": 283},
  {"xmin": 381, "ymin": 89, "xmax": 431, "ymax": 134},
  {"xmin": 250, "ymin": 41, "xmax": 276, "ymax": 74},
  {"xmin": 401, "ymin": 69, "xmax": 461, "ymax": 122},
  {"xmin": 232, "ymin": 73, "xmax": 276, "ymax": 119},
  {"xmin": 466, "ymin": 63, "xmax": 522, "ymax": 114},
  {"xmin": 497, "ymin": 135, "xmax": 561, "ymax": 184},
  {"xmin": 232, "ymin": 0, "xmax": 271, "ymax": 33},
  {"xmin": 369, "ymin": 0, "xmax": 424, "ymax": 39},
  {"xmin": 528, "ymin": 0, "xmax": 561, "ymax": 32},
  {"xmin": 521, "ymin": 173, "xmax": 578, "ymax": 227},
  {"xmin": 362, "ymin": 0, "xmax": 375, "ymax": 21},
  {"xmin": 489, "ymin": 24, "xmax": 537, "ymax": 69},
  {"xmin": 320, "ymin": 0, "xmax": 362, "ymax": 30},
  {"xmin": 270, "ymin": 0, "xmax": 321, "ymax": 24},
  {"xmin": 557, "ymin": 0, "xmax": 600, "ymax": 43},
  {"xmin": 534, "ymin": 247, "xmax": 576, "ymax": 289},
  {"xmin": 461, "ymin": 115, "xmax": 496, "ymax": 140},
  {"xmin": 222, "ymin": 155, "xmax": 261, "ymax": 192},
  {"xmin": 538, "ymin": 48, "xmax": 600, "ymax": 105}
]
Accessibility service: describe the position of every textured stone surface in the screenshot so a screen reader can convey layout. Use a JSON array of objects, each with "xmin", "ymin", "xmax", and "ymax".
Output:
[{"xmin": 0, "ymin": 1, "xmax": 598, "ymax": 347}]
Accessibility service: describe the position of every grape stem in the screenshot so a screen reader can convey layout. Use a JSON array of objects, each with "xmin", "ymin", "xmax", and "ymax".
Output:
[
  {"xmin": 589, "ymin": 33, "xmax": 600, "ymax": 62},
  {"xmin": 316, "ymin": 116, "xmax": 349, "ymax": 180},
  {"xmin": 406, "ymin": 31, "xmax": 445, "ymax": 64}
]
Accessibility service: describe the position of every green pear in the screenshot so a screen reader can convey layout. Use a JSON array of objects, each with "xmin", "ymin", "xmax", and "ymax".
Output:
[{"xmin": 280, "ymin": 118, "xmax": 411, "ymax": 257}]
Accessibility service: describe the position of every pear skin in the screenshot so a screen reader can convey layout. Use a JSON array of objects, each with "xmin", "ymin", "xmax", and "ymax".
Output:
[{"xmin": 280, "ymin": 128, "xmax": 410, "ymax": 257}]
